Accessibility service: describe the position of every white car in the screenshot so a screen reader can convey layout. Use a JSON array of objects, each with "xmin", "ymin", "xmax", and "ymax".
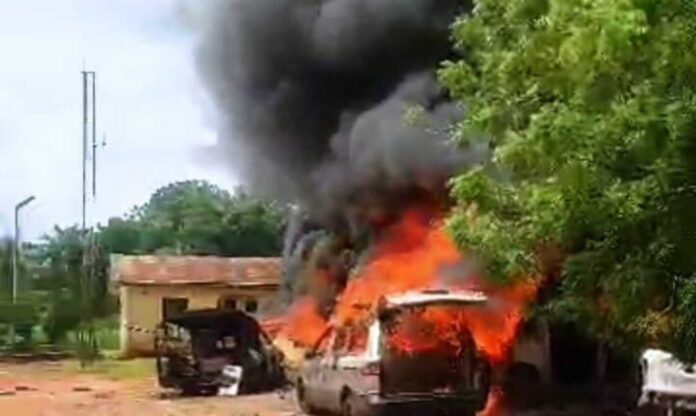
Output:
[
  {"xmin": 296, "ymin": 290, "xmax": 491, "ymax": 416},
  {"xmin": 640, "ymin": 349, "xmax": 696, "ymax": 413}
]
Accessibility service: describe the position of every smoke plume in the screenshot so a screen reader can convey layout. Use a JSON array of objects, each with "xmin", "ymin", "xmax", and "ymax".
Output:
[
  {"xmin": 194, "ymin": 0, "xmax": 481, "ymax": 229},
  {"xmin": 193, "ymin": 0, "xmax": 488, "ymax": 303}
]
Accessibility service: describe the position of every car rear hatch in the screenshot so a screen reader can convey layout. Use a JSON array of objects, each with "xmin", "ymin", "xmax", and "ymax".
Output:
[{"xmin": 377, "ymin": 290, "xmax": 488, "ymax": 397}]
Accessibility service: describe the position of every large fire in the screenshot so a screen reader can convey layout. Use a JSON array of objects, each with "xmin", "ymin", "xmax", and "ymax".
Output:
[
  {"xmin": 280, "ymin": 207, "xmax": 537, "ymax": 360},
  {"xmin": 276, "ymin": 297, "xmax": 328, "ymax": 349},
  {"xmin": 274, "ymin": 206, "xmax": 538, "ymax": 415}
]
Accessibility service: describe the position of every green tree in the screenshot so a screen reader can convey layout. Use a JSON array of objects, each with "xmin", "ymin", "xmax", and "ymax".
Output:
[
  {"xmin": 0, "ymin": 238, "xmax": 12, "ymax": 300},
  {"xmin": 217, "ymin": 189, "xmax": 286, "ymax": 256},
  {"xmin": 98, "ymin": 218, "xmax": 142, "ymax": 255},
  {"xmin": 116, "ymin": 180, "xmax": 286, "ymax": 256},
  {"xmin": 440, "ymin": 0, "xmax": 696, "ymax": 360},
  {"xmin": 31, "ymin": 181, "xmax": 286, "ymax": 342},
  {"xmin": 35, "ymin": 227, "xmax": 98, "ymax": 344}
]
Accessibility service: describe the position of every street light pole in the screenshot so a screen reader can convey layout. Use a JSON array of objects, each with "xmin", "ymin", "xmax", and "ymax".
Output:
[
  {"xmin": 12, "ymin": 196, "xmax": 36, "ymax": 304},
  {"xmin": 11, "ymin": 195, "xmax": 35, "ymax": 348}
]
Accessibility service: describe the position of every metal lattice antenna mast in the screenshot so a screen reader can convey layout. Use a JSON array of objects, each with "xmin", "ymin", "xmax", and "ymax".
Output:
[
  {"xmin": 79, "ymin": 69, "xmax": 98, "ymax": 364},
  {"xmin": 81, "ymin": 71, "xmax": 88, "ymax": 231},
  {"xmin": 81, "ymin": 71, "xmax": 96, "ymax": 229},
  {"xmin": 92, "ymin": 72, "xmax": 97, "ymax": 199}
]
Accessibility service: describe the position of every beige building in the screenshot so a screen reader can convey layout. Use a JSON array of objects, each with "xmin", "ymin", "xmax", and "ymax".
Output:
[{"xmin": 111, "ymin": 255, "xmax": 282, "ymax": 357}]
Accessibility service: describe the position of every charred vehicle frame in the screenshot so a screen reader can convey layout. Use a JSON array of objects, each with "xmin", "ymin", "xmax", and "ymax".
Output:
[{"xmin": 155, "ymin": 309, "xmax": 286, "ymax": 395}]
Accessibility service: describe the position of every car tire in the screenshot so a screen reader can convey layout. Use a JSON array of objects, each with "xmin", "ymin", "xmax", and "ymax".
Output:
[
  {"xmin": 341, "ymin": 392, "xmax": 355, "ymax": 416},
  {"xmin": 181, "ymin": 383, "xmax": 216, "ymax": 397},
  {"xmin": 296, "ymin": 380, "xmax": 315, "ymax": 415},
  {"xmin": 199, "ymin": 386, "xmax": 218, "ymax": 397},
  {"xmin": 180, "ymin": 383, "xmax": 200, "ymax": 396},
  {"xmin": 474, "ymin": 359, "xmax": 492, "ymax": 412},
  {"xmin": 341, "ymin": 390, "xmax": 369, "ymax": 416}
]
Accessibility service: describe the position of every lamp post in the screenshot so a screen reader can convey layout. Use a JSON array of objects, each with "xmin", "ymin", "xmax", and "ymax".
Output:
[
  {"xmin": 10, "ymin": 196, "xmax": 35, "ymax": 347},
  {"xmin": 13, "ymin": 195, "xmax": 36, "ymax": 304}
]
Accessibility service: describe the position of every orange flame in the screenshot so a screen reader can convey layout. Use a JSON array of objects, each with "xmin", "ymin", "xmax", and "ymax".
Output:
[
  {"xmin": 334, "ymin": 208, "xmax": 463, "ymax": 327},
  {"xmin": 461, "ymin": 281, "xmax": 538, "ymax": 364},
  {"xmin": 477, "ymin": 386, "xmax": 505, "ymax": 416},
  {"xmin": 329, "ymin": 207, "xmax": 538, "ymax": 363},
  {"xmin": 260, "ymin": 317, "xmax": 285, "ymax": 339},
  {"xmin": 275, "ymin": 205, "xmax": 538, "ymax": 416},
  {"xmin": 276, "ymin": 297, "xmax": 328, "ymax": 348}
]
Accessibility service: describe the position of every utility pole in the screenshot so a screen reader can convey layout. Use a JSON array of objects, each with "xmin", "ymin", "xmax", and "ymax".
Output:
[
  {"xmin": 91, "ymin": 73, "xmax": 97, "ymax": 199},
  {"xmin": 79, "ymin": 70, "xmax": 97, "ymax": 280},
  {"xmin": 82, "ymin": 72, "xmax": 87, "ymax": 230},
  {"xmin": 80, "ymin": 70, "xmax": 97, "ymax": 250},
  {"xmin": 11, "ymin": 195, "xmax": 36, "ymax": 346},
  {"xmin": 13, "ymin": 196, "xmax": 36, "ymax": 303},
  {"xmin": 81, "ymin": 71, "xmax": 96, "ymax": 230},
  {"xmin": 79, "ymin": 70, "xmax": 98, "ymax": 365}
]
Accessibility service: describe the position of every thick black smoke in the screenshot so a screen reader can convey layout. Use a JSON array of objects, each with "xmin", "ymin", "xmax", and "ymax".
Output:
[
  {"xmin": 194, "ymin": 0, "xmax": 484, "ymax": 302},
  {"xmin": 194, "ymin": 0, "xmax": 480, "ymax": 227}
]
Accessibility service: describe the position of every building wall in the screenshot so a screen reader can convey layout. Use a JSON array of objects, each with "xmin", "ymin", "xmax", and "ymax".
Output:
[{"xmin": 120, "ymin": 284, "xmax": 276, "ymax": 357}]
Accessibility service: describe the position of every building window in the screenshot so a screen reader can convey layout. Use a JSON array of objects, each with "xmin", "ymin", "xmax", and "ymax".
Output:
[
  {"xmin": 162, "ymin": 298, "xmax": 188, "ymax": 320},
  {"xmin": 244, "ymin": 299, "xmax": 258, "ymax": 314},
  {"xmin": 219, "ymin": 296, "xmax": 237, "ymax": 310}
]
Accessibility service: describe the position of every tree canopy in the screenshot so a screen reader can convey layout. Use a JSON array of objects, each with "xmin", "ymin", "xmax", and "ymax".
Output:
[
  {"xmin": 100, "ymin": 180, "xmax": 287, "ymax": 257},
  {"xmin": 441, "ymin": 0, "xmax": 696, "ymax": 361},
  {"xmin": 1, "ymin": 180, "xmax": 287, "ymax": 348}
]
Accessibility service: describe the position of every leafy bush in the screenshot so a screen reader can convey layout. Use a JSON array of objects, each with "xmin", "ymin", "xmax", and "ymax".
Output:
[
  {"xmin": 441, "ymin": 0, "xmax": 696, "ymax": 359},
  {"xmin": 42, "ymin": 294, "xmax": 83, "ymax": 344}
]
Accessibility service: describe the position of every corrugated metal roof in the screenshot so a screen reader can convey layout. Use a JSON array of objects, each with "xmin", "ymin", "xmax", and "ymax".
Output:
[{"xmin": 111, "ymin": 255, "xmax": 282, "ymax": 287}]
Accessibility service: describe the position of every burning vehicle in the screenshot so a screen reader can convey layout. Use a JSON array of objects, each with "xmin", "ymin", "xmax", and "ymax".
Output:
[
  {"xmin": 296, "ymin": 289, "xmax": 491, "ymax": 416},
  {"xmin": 155, "ymin": 309, "xmax": 285, "ymax": 395},
  {"xmin": 269, "ymin": 207, "xmax": 540, "ymax": 415}
]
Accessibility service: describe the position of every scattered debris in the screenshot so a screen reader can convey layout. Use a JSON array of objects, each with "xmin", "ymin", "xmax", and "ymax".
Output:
[
  {"xmin": 94, "ymin": 391, "xmax": 115, "ymax": 400},
  {"xmin": 218, "ymin": 365, "xmax": 243, "ymax": 396}
]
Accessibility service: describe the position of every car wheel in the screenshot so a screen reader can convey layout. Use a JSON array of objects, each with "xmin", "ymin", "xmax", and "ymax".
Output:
[
  {"xmin": 199, "ymin": 386, "xmax": 218, "ymax": 396},
  {"xmin": 296, "ymin": 380, "xmax": 315, "ymax": 415},
  {"xmin": 180, "ymin": 383, "xmax": 200, "ymax": 396},
  {"xmin": 474, "ymin": 359, "xmax": 492, "ymax": 412},
  {"xmin": 341, "ymin": 392, "xmax": 354, "ymax": 416},
  {"xmin": 341, "ymin": 391, "xmax": 368, "ymax": 416}
]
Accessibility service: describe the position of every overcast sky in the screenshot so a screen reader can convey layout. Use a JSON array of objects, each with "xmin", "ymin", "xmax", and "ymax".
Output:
[{"xmin": 0, "ymin": 1, "xmax": 235, "ymax": 241}]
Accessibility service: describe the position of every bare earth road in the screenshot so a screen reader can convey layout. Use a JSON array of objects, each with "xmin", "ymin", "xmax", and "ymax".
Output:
[{"xmin": 0, "ymin": 360, "xmax": 298, "ymax": 416}]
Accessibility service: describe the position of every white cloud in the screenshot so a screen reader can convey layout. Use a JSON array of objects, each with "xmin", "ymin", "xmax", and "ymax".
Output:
[{"xmin": 0, "ymin": 0, "xmax": 235, "ymax": 240}]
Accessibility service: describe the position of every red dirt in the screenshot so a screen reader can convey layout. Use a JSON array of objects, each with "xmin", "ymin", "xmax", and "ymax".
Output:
[{"xmin": 0, "ymin": 361, "xmax": 297, "ymax": 416}]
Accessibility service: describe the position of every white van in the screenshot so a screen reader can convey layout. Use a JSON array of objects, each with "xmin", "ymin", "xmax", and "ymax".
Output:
[{"xmin": 296, "ymin": 290, "xmax": 492, "ymax": 416}]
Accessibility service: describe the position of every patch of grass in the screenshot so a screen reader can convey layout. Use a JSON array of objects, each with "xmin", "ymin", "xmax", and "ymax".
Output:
[
  {"xmin": 62, "ymin": 357, "xmax": 155, "ymax": 381},
  {"xmin": 59, "ymin": 317, "xmax": 120, "ymax": 352}
]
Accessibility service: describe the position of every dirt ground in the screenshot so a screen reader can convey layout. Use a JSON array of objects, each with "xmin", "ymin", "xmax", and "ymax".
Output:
[
  {"xmin": 0, "ymin": 360, "xmax": 668, "ymax": 416},
  {"xmin": 0, "ymin": 360, "xmax": 298, "ymax": 416}
]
